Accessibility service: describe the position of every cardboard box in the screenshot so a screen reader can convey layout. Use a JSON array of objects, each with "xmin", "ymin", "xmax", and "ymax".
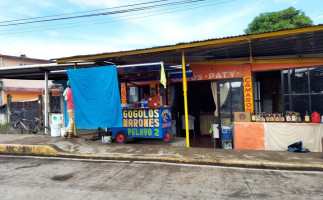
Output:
[{"xmin": 234, "ymin": 112, "xmax": 251, "ymax": 122}]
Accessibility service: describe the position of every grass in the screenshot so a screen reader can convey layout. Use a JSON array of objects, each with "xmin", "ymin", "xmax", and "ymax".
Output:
[{"xmin": 0, "ymin": 124, "xmax": 6, "ymax": 131}]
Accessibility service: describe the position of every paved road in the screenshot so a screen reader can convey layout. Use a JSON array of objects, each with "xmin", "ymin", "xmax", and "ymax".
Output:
[{"xmin": 0, "ymin": 155, "xmax": 322, "ymax": 200}]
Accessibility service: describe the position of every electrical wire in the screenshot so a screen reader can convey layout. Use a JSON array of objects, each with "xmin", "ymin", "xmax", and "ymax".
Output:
[
  {"xmin": 0, "ymin": 0, "xmax": 236, "ymax": 35},
  {"xmin": 0, "ymin": 0, "xmax": 168, "ymax": 24},
  {"xmin": 0, "ymin": 0, "xmax": 211, "ymax": 27}
]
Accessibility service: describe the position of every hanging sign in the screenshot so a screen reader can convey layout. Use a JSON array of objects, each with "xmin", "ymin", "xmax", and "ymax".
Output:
[
  {"xmin": 121, "ymin": 83, "xmax": 127, "ymax": 104},
  {"xmin": 243, "ymin": 76, "xmax": 254, "ymax": 113}
]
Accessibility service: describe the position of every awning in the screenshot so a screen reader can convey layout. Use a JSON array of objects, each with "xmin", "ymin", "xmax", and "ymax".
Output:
[{"xmin": 116, "ymin": 62, "xmax": 193, "ymax": 82}]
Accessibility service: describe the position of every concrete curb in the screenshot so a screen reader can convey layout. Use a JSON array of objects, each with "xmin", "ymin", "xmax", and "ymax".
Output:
[{"xmin": 1, "ymin": 144, "xmax": 323, "ymax": 171}]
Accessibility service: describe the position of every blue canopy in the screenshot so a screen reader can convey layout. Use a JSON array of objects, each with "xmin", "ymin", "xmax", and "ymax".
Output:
[{"xmin": 67, "ymin": 66, "xmax": 123, "ymax": 129}]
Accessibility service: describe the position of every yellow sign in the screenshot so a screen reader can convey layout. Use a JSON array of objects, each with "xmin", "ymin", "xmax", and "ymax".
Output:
[
  {"xmin": 243, "ymin": 76, "xmax": 254, "ymax": 113},
  {"xmin": 122, "ymin": 109, "xmax": 160, "ymax": 128}
]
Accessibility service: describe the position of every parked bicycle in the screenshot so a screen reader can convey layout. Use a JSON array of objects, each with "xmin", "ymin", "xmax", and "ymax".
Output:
[{"xmin": 5, "ymin": 109, "xmax": 50, "ymax": 134}]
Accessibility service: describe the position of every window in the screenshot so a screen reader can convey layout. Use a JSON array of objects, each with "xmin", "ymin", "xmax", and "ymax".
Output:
[{"xmin": 282, "ymin": 66, "xmax": 323, "ymax": 116}]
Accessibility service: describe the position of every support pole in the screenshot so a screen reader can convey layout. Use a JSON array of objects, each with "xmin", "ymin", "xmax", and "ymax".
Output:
[
  {"xmin": 44, "ymin": 71, "xmax": 49, "ymax": 135},
  {"xmin": 182, "ymin": 51, "xmax": 190, "ymax": 147}
]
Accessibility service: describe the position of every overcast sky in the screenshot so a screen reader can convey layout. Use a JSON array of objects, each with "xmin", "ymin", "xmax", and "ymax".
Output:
[{"xmin": 0, "ymin": 0, "xmax": 322, "ymax": 60}]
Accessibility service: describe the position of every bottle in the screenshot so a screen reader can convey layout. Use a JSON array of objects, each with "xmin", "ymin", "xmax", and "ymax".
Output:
[
  {"xmin": 321, "ymin": 115, "xmax": 323, "ymax": 123},
  {"xmin": 256, "ymin": 112, "xmax": 260, "ymax": 122},
  {"xmin": 280, "ymin": 113, "xmax": 285, "ymax": 122},
  {"xmin": 269, "ymin": 113, "xmax": 274, "ymax": 122},
  {"xmin": 304, "ymin": 111, "xmax": 310, "ymax": 123},
  {"xmin": 260, "ymin": 112, "xmax": 265, "ymax": 122},
  {"xmin": 297, "ymin": 114, "xmax": 302, "ymax": 123},
  {"xmin": 251, "ymin": 112, "xmax": 256, "ymax": 122},
  {"xmin": 265, "ymin": 113, "xmax": 270, "ymax": 122},
  {"xmin": 286, "ymin": 113, "xmax": 291, "ymax": 122},
  {"xmin": 275, "ymin": 113, "xmax": 280, "ymax": 122},
  {"xmin": 291, "ymin": 113, "xmax": 297, "ymax": 123}
]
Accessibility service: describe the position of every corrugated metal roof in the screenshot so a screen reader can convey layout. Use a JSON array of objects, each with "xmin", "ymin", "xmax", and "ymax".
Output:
[{"xmin": 55, "ymin": 24, "xmax": 323, "ymax": 64}]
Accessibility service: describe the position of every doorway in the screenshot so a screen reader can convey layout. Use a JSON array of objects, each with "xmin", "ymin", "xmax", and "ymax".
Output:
[
  {"xmin": 217, "ymin": 80, "xmax": 244, "ymax": 149},
  {"xmin": 173, "ymin": 81, "xmax": 216, "ymax": 148}
]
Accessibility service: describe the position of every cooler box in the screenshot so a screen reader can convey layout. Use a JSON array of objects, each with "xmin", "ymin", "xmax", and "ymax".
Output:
[{"xmin": 221, "ymin": 126, "xmax": 231, "ymax": 140}]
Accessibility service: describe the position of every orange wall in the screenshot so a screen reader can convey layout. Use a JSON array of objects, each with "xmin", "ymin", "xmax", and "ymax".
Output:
[
  {"xmin": 234, "ymin": 122, "xmax": 264, "ymax": 150},
  {"xmin": 3, "ymin": 91, "xmax": 43, "ymax": 104}
]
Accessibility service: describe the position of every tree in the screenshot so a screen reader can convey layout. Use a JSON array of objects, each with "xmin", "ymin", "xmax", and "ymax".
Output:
[{"xmin": 244, "ymin": 7, "xmax": 313, "ymax": 34}]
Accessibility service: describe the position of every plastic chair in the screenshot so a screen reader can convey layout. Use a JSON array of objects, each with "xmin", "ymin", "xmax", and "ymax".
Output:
[{"xmin": 181, "ymin": 115, "xmax": 195, "ymax": 139}]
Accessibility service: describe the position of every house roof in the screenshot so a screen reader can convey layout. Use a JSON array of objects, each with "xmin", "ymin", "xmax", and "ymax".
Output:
[{"xmin": 0, "ymin": 54, "xmax": 52, "ymax": 63}]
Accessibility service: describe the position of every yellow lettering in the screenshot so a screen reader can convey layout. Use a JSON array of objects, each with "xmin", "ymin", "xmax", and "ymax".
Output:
[
  {"xmin": 138, "ymin": 110, "xmax": 143, "ymax": 118},
  {"xmin": 123, "ymin": 119, "xmax": 128, "ymax": 127},
  {"xmin": 133, "ymin": 119, "xmax": 138, "ymax": 127},
  {"xmin": 123, "ymin": 110, "xmax": 127, "ymax": 118},
  {"xmin": 149, "ymin": 110, "xmax": 154, "ymax": 118},
  {"xmin": 138, "ymin": 119, "xmax": 143, "ymax": 127},
  {"xmin": 149, "ymin": 119, "xmax": 154, "ymax": 127},
  {"xmin": 133, "ymin": 110, "xmax": 138, "ymax": 118},
  {"xmin": 144, "ymin": 119, "xmax": 149, "ymax": 127},
  {"xmin": 154, "ymin": 119, "xmax": 159, "ymax": 127},
  {"xmin": 154, "ymin": 109, "xmax": 159, "ymax": 117},
  {"xmin": 128, "ymin": 110, "xmax": 133, "ymax": 118},
  {"xmin": 144, "ymin": 110, "xmax": 148, "ymax": 118},
  {"xmin": 128, "ymin": 119, "xmax": 133, "ymax": 127}
]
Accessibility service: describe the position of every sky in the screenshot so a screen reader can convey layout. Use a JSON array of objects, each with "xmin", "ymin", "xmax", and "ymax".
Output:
[{"xmin": 0, "ymin": 0, "xmax": 323, "ymax": 60}]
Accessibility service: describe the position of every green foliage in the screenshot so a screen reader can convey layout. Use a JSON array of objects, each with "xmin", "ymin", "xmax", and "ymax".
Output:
[
  {"xmin": 244, "ymin": 7, "xmax": 313, "ymax": 34},
  {"xmin": 0, "ymin": 123, "xmax": 6, "ymax": 131}
]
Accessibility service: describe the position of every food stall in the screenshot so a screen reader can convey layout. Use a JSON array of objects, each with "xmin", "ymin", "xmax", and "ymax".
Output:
[{"xmin": 109, "ymin": 62, "xmax": 193, "ymax": 143}]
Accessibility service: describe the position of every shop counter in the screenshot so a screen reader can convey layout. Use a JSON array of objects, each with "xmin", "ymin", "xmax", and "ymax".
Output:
[{"xmin": 234, "ymin": 122, "xmax": 323, "ymax": 152}]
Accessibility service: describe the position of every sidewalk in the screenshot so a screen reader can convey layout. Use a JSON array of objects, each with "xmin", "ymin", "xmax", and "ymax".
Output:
[{"xmin": 0, "ymin": 132, "xmax": 322, "ymax": 171}]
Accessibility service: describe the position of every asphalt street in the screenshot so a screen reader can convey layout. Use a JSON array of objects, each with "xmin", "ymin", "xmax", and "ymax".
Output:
[{"xmin": 0, "ymin": 155, "xmax": 322, "ymax": 200}]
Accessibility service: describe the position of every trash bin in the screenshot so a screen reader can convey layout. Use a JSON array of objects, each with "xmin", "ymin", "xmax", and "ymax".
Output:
[
  {"xmin": 50, "ymin": 124, "xmax": 61, "ymax": 137},
  {"xmin": 102, "ymin": 130, "xmax": 112, "ymax": 143}
]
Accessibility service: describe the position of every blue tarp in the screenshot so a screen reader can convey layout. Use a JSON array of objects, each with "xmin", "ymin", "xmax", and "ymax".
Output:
[{"xmin": 67, "ymin": 66, "xmax": 123, "ymax": 129}]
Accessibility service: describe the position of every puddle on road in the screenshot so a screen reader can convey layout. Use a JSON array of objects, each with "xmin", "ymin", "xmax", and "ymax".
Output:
[{"xmin": 51, "ymin": 173, "xmax": 74, "ymax": 181}]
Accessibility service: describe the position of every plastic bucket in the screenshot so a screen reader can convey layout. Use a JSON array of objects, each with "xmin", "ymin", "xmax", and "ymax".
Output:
[
  {"xmin": 60, "ymin": 128, "xmax": 66, "ymax": 137},
  {"xmin": 102, "ymin": 131, "xmax": 112, "ymax": 143},
  {"xmin": 50, "ymin": 124, "xmax": 61, "ymax": 137}
]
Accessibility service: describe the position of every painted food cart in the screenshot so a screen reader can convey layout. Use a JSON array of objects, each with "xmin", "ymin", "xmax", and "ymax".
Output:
[
  {"xmin": 107, "ymin": 61, "xmax": 192, "ymax": 143},
  {"xmin": 110, "ymin": 107, "xmax": 173, "ymax": 143}
]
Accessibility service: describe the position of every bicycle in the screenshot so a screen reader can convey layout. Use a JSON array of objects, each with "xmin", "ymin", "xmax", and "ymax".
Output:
[{"xmin": 6, "ymin": 109, "xmax": 50, "ymax": 134}]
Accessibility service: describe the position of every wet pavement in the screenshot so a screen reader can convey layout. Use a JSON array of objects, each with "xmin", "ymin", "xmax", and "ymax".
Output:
[{"xmin": 0, "ymin": 131, "xmax": 323, "ymax": 171}]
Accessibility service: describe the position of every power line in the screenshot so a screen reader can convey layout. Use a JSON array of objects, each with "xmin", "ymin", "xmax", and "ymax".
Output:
[
  {"xmin": 0, "ymin": 0, "xmax": 236, "ymax": 35},
  {"xmin": 0, "ymin": 0, "xmax": 209, "ymax": 27},
  {"xmin": 0, "ymin": 0, "xmax": 168, "ymax": 24}
]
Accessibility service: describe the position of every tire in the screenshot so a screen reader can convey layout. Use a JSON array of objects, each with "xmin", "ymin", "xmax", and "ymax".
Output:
[
  {"xmin": 163, "ymin": 130, "xmax": 174, "ymax": 143},
  {"xmin": 115, "ymin": 131, "xmax": 127, "ymax": 143},
  {"xmin": 6, "ymin": 122, "xmax": 22, "ymax": 134}
]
